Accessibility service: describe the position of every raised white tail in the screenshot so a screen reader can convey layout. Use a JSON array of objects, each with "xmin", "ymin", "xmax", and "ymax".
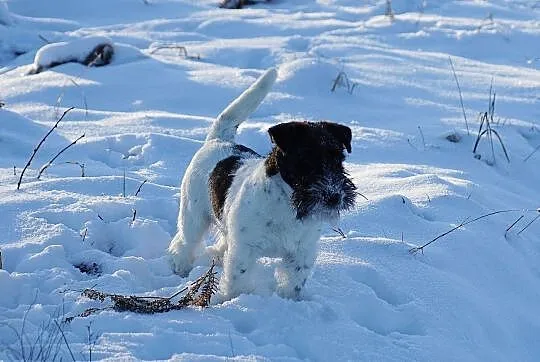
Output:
[{"xmin": 206, "ymin": 67, "xmax": 277, "ymax": 142}]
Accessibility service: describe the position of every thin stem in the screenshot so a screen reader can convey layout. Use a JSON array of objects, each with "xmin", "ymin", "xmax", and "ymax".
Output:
[
  {"xmin": 410, "ymin": 209, "xmax": 529, "ymax": 254},
  {"xmin": 37, "ymin": 134, "xmax": 85, "ymax": 179},
  {"xmin": 17, "ymin": 107, "xmax": 75, "ymax": 189},
  {"xmin": 449, "ymin": 57, "xmax": 470, "ymax": 135}
]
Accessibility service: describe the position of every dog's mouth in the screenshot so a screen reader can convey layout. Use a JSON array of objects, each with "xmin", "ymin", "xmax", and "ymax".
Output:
[{"xmin": 292, "ymin": 177, "xmax": 357, "ymax": 220}]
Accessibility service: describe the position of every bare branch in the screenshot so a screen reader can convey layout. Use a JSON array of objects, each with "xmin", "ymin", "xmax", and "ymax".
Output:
[
  {"xmin": 524, "ymin": 144, "xmax": 540, "ymax": 162},
  {"xmin": 63, "ymin": 161, "xmax": 85, "ymax": 177},
  {"xmin": 37, "ymin": 134, "xmax": 85, "ymax": 179},
  {"xmin": 134, "ymin": 179, "xmax": 148, "ymax": 197},
  {"xmin": 410, "ymin": 209, "xmax": 530, "ymax": 254},
  {"xmin": 17, "ymin": 107, "xmax": 75, "ymax": 190},
  {"xmin": 505, "ymin": 215, "xmax": 524, "ymax": 238},
  {"xmin": 53, "ymin": 320, "xmax": 76, "ymax": 362}
]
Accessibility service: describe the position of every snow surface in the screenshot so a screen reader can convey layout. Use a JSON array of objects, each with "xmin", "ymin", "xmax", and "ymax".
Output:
[{"xmin": 0, "ymin": 0, "xmax": 540, "ymax": 360}]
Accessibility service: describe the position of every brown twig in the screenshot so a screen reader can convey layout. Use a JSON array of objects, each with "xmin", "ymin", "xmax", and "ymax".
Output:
[
  {"xmin": 17, "ymin": 107, "xmax": 75, "ymax": 189},
  {"xmin": 37, "ymin": 134, "xmax": 85, "ymax": 179}
]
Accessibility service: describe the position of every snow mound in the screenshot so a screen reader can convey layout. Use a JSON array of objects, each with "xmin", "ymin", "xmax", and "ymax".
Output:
[
  {"xmin": 0, "ymin": 108, "xmax": 67, "ymax": 163},
  {"xmin": 28, "ymin": 36, "xmax": 114, "ymax": 75},
  {"xmin": 0, "ymin": 1, "xmax": 11, "ymax": 26}
]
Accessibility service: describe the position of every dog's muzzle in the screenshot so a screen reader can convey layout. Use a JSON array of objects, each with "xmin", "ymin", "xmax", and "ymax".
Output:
[{"xmin": 294, "ymin": 175, "xmax": 356, "ymax": 220}]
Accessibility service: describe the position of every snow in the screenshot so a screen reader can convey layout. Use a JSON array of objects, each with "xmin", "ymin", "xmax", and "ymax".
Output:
[
  {"xmin": 0, "ymin": 1, "xmax": 11, "ymax": 26},
  {"xmin": 0, "ymin": 0, "xmax": 539, "ymax": 360},
  {"xmin": 29, "ymin": 36, "xmax": 113, "ymax": 72}
]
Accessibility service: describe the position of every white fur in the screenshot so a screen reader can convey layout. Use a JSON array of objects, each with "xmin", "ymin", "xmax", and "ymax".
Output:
[
  {"xmin": 168, "ymin": 67, "xmax": 323, "ymax": 300},
  {"xmin": 214, "ymin": 159, "xmax": 322, "ymax": 299}
]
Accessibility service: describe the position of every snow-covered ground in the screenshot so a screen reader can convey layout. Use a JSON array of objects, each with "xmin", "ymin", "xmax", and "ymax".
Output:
[{"xmin": 1, "ymin": 0, "xmax": 539, "ymax": 360}]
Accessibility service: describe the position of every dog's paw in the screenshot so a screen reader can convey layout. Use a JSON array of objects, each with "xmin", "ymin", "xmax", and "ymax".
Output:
[
  {"xmin": 168, "ymin": 254, "xmax": 193, "ymax": 277},
  {"xmin": 277, "ymin": 286, "xmax": 303, "ymax": 301}
]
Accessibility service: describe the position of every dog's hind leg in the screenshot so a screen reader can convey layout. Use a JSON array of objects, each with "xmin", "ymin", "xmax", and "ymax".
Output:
[{"xmin": 168, "ymin": 195, "xmax": 212, "ymax": 277}]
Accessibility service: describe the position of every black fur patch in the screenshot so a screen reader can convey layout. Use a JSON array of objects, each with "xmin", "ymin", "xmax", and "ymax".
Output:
[
  {"xmin": 209, "ymin": 156, "xmax": 243, "ymax": 220},
  {"xmin": 209, "ymin": 145, "xmax": 260, "ymax": 220}
]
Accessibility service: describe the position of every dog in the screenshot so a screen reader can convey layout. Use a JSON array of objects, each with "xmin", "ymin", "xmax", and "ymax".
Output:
[{"xmin": 168, "ymin": 68, "xmax": 356, "ymax": 300}]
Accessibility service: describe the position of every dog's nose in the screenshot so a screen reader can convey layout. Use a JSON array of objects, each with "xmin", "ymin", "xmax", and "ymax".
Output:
[{"xmin": 326, "ymin": 193, "xmax": 342, "ymax": 207}]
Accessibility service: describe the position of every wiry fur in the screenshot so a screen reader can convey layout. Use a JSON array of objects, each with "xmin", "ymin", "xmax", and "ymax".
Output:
[{"xmin": 168, "ymin": 67, "xmax": 356, "ymax": 301}]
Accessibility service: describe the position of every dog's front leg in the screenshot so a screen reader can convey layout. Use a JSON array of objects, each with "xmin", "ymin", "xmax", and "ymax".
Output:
[
  {"xmin": 220, "ymin": 243, "xmax": 257, "ymax": 300},
  {"xmin": 276, "ymin": 244, "xmax": 317, "ymax": 300}
]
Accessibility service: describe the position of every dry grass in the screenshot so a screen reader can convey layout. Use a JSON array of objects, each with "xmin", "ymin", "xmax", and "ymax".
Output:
[
  {"xmin": 331, "ymin": 71, "xmax": 358, "ymax": 94},
  {"xmin": 472, "ymin": 84, "xmax": 510, "ymax": 165},
  {"xmin": 67, "ymin": 262, "xmax": 219, "ymax": 320}
]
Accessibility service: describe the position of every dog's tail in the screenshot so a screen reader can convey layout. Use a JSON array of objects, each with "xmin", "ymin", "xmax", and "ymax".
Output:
[{"xmin": 206, "ymin": 67, "xmax": 277, "ymax": 142}]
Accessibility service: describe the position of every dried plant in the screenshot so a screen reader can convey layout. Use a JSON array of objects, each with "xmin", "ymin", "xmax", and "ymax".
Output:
[
  {"xmin": 63, "ymin": 161, "xmax": 86, "ymax": 177},
  {"xmin": 1, "ymin": 295, "xmax": 75, "ymax": 361},
  {"xmin": 523, "ymin": 144, "xmax": 540, "ymax": 162},
  {"xmin": 448, "ymin": 57, "xmax": 470, "ymax": 135},
  {"xmin": 410, "ymin": 208, "xmax": 539, "ymax": 254},
  {"xmin": 37, "ymin": 134, "xmax": 85, "ymax": 179},
  {"xmin": 472, "ymin": 84, "xmax": 510, "ymax": 165},
  {"xmin": 17, "ymin": 107, "xmax": 75, "ymax": 190},
  {"xmin": 67, "ymin": 262, "xmax": 219, "ymax": 320},
  {"xmin": 134, "ymin": 179, "xmax": 147, "ymax": 197},
  {"xmin": 385, "ymin": 0, "xmax": 395, "ymax": 21},
  {"xmin": 149, "ymin": 44, "xmax": 200, "ymax": 60},
  {"xmin": 331, "ymin": 71, "xmax": 358, "ymax": 94}
]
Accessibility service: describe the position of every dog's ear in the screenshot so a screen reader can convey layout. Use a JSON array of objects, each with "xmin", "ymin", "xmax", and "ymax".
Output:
[
  {"xmin": 321, "ymin": 122, "xmax": 352, "ymax": 153},
  {"xmin": 268, "ymin": 122, "xmax": 308, "ymax": 153}
]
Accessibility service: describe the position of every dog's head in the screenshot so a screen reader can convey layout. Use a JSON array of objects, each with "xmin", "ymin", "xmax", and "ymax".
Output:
[{"xmin": 265, "ymin": 121, "xmax": 357, "ymax": 220}]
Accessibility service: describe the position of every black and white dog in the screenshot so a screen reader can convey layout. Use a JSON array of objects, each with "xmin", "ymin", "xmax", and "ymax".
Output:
[{"xmin": 168, "ymin": 68, "xmax": 356, "ymax": 300}]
